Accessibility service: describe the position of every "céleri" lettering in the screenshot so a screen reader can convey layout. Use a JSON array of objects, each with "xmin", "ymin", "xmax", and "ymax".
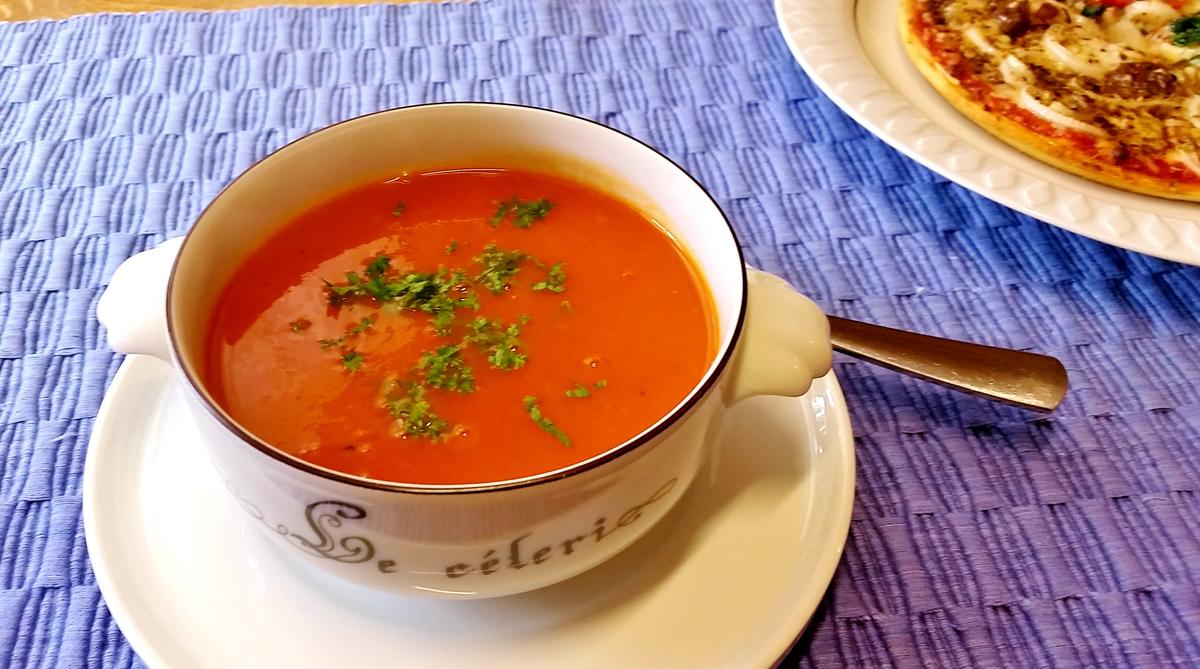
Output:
[{"xmin": 443, "ymin": 478, "xmax": 677, "ymax": 579}]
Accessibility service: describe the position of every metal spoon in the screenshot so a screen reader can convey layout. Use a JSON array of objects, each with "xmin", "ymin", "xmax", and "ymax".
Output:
[{"xmin": 828, "ymin": 316, "xmax": 1069, "ymax": 412}]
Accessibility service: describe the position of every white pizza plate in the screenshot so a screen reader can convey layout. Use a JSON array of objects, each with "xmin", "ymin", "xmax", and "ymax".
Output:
[
  {"xmin": 776, "ymin": 0, "xmax": 1200, "ymax": 265},
  {"xmin": 83, "ymin": 356, "xmax": 855, "ymax": 668}
]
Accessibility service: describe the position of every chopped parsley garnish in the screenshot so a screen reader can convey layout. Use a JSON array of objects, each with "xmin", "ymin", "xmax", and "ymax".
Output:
[
  {"xmin": 490, "ymin": 342, "xmax": 526, "ymax": 370},
  {"xmin": 523, "ymin": 396, "xmax": 570, "ymax": 446},
  {"xmin": 318, "ymin": 315, "xmax": 376, "ymax": 351},
  {"xmin": 324, "ymin": 255, "xmax": 477, "ymax": 334},
  {"xmin": 473, "ymin": 244, "xmax": 526, "ymax": 294},
  {"xmin": 288, "ymin": 318, "xmax": 311, "ymax": 333},
  {"xmin": 391, "ymin": 272, "xmax": 445, "ymax": 307},
  {"xmin": 316, "ymin": 237, "xmax": 588, "ymax": 443},
  {"xmin": 324, "ymin": 281, "xmax": 357, "ymax": 305},
  {"xmin": 491, "ymin": 197, "xmax": 553, "ymax": 228},
  {"xmin": 595, "ymin": 379, "xmax": 608, "ymax": 389},
  {"xmin": 365, "ymin": 255, "xmax": 390, "ymax": 277},
  {"xmin": 464, "ymin": 316, "xmax": 528, "ymax": 370},
  {"xmin": 1081, "ymin": 4, "xmax": 1105, "ymax": 18},
  {"xmin": 392, "ymin": 202, "xmax": 407, "ymax": 216},
  {"xmin": 383, "ymin": 381, "xmax": 448, "ymax": 439},
  {"xmin": 403, "ymin": 269, "xmax": 476, "ymax": 335},
  {"xmin": 1172, "ymin": 14, "xmax": 1200, "ymax": 45},
  {"xmin": 417, "ymin": 344, "xmax": 475, "ymax": 393},
  {"xmin": 324, "ymin": 254, "xmax": 396, "ymax": 304},
  {"xmin": 349, "ymin": 315, "xmax": 376, "ymax": 336},
  {"xmin": 341, "ymin": 350, "xmax": 364, "ymax": 372},
  {"xmin": 532, "ymin": 262, "xmax": 566, "ymax": 293}
]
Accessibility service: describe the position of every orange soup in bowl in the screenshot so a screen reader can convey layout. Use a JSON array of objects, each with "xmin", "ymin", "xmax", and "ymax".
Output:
[{"xmin": 204, "ymin": 168, "xmax": 717, "ymax": 485}]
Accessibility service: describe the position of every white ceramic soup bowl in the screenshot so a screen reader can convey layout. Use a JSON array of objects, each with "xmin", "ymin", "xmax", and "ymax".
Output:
[{"xmin": 97, "ymin": 103, "xmax": 832, "ymax": 599}]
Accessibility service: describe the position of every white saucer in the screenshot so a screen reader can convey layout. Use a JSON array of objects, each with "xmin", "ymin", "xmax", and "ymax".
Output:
[{"xmin": 84, "ymin": 356, "xmax": 855, "ymax": 668}]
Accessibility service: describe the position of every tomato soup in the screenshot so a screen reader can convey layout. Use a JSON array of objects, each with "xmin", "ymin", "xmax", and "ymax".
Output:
[{"xmin": 204, "ymin": 168, "xmax": 717, "ymax": 485}]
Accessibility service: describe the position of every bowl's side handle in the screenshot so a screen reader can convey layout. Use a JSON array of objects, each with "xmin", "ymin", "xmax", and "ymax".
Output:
[
  {"xmin": 724, "ymin": 268, "xmax": 833, "ymax": 404},
  {"xmin": 97, "ymin": 236, "xmax": 185, "ymax": 363}
]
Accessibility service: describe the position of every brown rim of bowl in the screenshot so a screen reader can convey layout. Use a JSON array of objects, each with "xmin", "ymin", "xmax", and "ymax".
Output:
[{"xmin": 165, "ymin": 102, "xmax": 748, "ymax": 495}]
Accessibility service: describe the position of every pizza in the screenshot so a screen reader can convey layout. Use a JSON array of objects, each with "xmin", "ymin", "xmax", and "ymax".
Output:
[{"xmin": 900, "ymin": 0, "xmax": 1200, "ymax": 200}]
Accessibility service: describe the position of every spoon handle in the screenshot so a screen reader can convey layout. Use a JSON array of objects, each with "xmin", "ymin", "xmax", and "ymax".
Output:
[{"xmin": 827, "ymin": 315, "xmax": 1068, "ymax": 412}]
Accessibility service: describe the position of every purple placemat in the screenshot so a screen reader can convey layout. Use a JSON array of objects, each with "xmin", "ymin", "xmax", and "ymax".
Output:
[{"xmin": 0, "ymin": 0, "xmax": 1198, "ymax": 666}]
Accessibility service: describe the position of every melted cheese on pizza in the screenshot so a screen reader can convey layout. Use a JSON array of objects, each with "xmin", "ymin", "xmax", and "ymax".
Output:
[{"xmin": 919, "ymin": 0, "xmax": 1200, "ymax": 173}]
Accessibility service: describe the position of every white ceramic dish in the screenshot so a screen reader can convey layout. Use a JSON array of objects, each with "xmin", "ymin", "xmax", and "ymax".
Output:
[
  {"xmin": 776, "ymin": 0, "xmax": 1200, "ymax": 265},
  {"xmin": 83, "ymin": 356, "xmax": 854, "ymax": 668},
  {"xmin": 97, "ymin": 104, "xmax": 835, "ymax": 599}
]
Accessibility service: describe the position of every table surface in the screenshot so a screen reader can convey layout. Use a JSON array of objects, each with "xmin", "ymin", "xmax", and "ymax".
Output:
[
  {"xmin": 0, "ymin": 0, "xmax": 397, "ymax": 20},
  {"xmin": 0, "ymin": 1, "xmax": 1198, "ymax": 667}
]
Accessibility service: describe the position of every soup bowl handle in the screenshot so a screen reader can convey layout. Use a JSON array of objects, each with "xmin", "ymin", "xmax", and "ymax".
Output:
[
  {"xmin": 97, "ymin": 236, "xmax": 185, "ymax": 363},
  {"xmin": 725, "ymin": 268, "xmax": 832, "ymax": 404}
]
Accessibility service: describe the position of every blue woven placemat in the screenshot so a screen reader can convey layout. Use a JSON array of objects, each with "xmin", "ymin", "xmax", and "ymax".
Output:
[{"xmin": 1, "ymin": 1, "xmax": 1199, "ymax": 666}]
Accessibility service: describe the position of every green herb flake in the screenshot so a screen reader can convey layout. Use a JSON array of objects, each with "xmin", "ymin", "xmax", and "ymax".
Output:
[
  {"xmin": 523, "ymin": 396, "xmax": 570, "ymax": 446},
  {"xmin": 325, "ymin": 254, "xmax": 410, "ymax": 304},
  {"xmin": 387, "ymin": 272, "xmax": 438, "ymax": 304},
  {"xmin": 1081, "ymin": 4, "xmax": 1105, "ymax": 17},
  {"xmin": 392, "ymin": 202, "xmax": 407, "ymax": 217},
  {"xmin": 594, "ymin": 379, "xmax": 608, "ymax": 389},
  {"xmin": 565, "ymin": 384, "xmax": 591, "ymax": 399},
  {"xmin": 323, "ymin": 255, "xmax": 479, "ymax": 333},
  {"xmin": 323, "ymin": 280, "xmax": 359, "ymax": 305},
  {"xmin": 489, "ymin": 202, "xmax": 508, "ymax": 228},
  {"xmin": 464, "ymin": 316, "xmax": 528, "ymax": 371},
  {"xmin": 324, "ymin": 254, "xmax": 393, "ymax": 305},
  {"xmin": 531, "ymin": 261, "xmax": 567, "ymax": 293},
  {"xmin": 1172, "ymin": 14, "xmax": 1200, "ymax": 45},
  {"xmin": 341, "ymin": 350, "xmax": 364, "ymax": 372},
  {"xmin": 349, "ymin": 315, "xmax": 376, "ymax": 336},
  {"xmin": 288, "ymin": 318, "xmax": 312, "ymax": 333},
  {"xmin": 512, "ymin": 198, "xmax": 552, "ymax": 227},
  {"xmin": 420, "ymin": 271, "xmax": 464, "ymax": 335},
  {"xmin": 316, "ymin": 315, "xmax": 375, "ymax": 352},
  {"xmin": 491, "ymin": 197, "xmax": 553, "ymax": 228},
  {"xmin": 473, "ymin": 244, "xmax": 526, "ymax": 294},
  {"xmin": 383, "ymin": 381, "xmax": 448, "ymax": 439},
  {"xmin": 457, "ymin": 289, "xmax": 481, "ymax": 312},
  {"xmin": 490, "ymin": 343, "xmax": 526, "ymax": 371},
  {"xmin": 445, "ymin": 240, "xmax": 459, "ymax": 255},
  {"xmin": 366, "ymin": 255, "xmax": 390, "ymax": 278},
  {"xmin": 417, "ymin": 344, "xmax": 475, "ymax": 393}
]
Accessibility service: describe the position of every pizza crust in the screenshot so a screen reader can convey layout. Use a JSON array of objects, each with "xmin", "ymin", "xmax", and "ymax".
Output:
[{"xmin": 897, "ymin": 0, "xmax": 1200, "ymax": 202}]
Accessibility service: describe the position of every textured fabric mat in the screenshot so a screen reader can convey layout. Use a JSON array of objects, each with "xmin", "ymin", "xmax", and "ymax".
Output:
[{"xmin": 1, "ymin": 1, "xmax": 1199, "ymax": 666}]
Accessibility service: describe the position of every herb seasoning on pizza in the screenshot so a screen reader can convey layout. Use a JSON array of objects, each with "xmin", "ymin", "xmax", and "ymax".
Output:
[{"xmin": 901, "ymin": 0, "xmax": 1200, "ymax": 199}]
